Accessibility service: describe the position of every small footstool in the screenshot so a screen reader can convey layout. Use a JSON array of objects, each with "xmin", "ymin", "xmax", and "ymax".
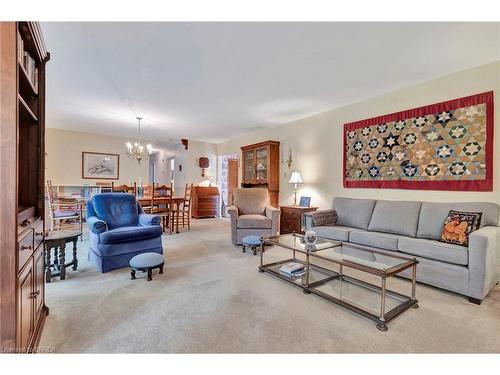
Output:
[
  {"xmin": 241, "ymin": 235, "xmax": 262, "ymax": 255},
  {"xmin": 129, "ymin": 253, "xmax": 165, "ymax": 281}
]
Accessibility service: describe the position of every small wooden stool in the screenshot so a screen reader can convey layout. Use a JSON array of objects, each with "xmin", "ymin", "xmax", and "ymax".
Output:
[{"xmin": 129, "ymin": 253, "xmax": 165, "ymax": 281}]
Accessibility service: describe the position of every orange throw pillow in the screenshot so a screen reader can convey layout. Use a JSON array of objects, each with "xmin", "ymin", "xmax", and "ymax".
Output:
[{"xmin": 440, "ymin": 210, "xmax": 482, "ymax": 247}]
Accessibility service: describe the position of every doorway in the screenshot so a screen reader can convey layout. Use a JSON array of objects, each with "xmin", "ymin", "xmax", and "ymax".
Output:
[{"xmin": 219, "ymin": 153, "xmax": 238, "ymax": 216}]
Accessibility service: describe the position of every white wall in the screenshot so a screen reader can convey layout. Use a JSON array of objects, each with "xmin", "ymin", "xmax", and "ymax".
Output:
[
  {"xmin": 173, "ymin": 140, "xmax": 218, "ymax": 192},
  {"xmin": 150, "ymin": 148, "xmax": 174, "ymax": 185},
  {"xmin": 217, "ymin": 61, "xmax": 500, "ymax": 209},
  {"xmin": 186, "ymin": 140, "xmax": 218, "ymax": 185},
  {"xmin": 46, "ymin": 128, "xmax": 150, "ymax": 185},
  {"xmin": 173, "ymin": 147, "xmax": 188, "ymax": 193}
]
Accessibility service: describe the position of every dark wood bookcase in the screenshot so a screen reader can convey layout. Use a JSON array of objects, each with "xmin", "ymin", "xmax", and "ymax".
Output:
[{"xmin": 0, "ymin": 22, "xmax": 49, "ymax": 353}]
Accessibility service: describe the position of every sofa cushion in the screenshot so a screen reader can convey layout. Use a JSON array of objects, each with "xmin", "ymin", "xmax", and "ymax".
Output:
[
  {"xmin": 92, "ymin": 193, "xmax": 139, "ymax": 229},
  {"xmin": 368, "ymin": 200, "xmax": 422, "ymax": 237},
  {"xmin": 417, "ymin": 202, "xmax": 499, "ymax": 240},
  {"xmin": 349, "ymin": 230, "xmax": 402, "ymax": 251},
  {"xmin": 100, "ymin": 225, "xmax": 162, "ymax": 244},
  {"xmin": 333, "ymin": 197, "xmax": 376, "ymax": 230},
  {"xmin": 310, "ymin": 225, "xmax": 357, "ymax": 242},
  {"xmin": 237, "ymin": 214, "xmax": 272, "ymax": 229},
  {"xmin": 398, "ymin": 237, "xmax": 468, "ymax": 266}
]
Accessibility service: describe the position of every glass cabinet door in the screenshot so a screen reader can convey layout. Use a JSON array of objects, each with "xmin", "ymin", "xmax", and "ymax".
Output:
[
  {"xmin": 243, "ymin": 150, "xmax": 255, "ymax": 182},
  {"xmin": 255, "ymin": 147, "xmax": 268, "ymax": 182}
]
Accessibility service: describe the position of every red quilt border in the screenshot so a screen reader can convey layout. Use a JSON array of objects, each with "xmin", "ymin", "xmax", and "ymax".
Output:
[{"xmin": 343, "ymin": 91, "xmax": 494, "ymax": 191}]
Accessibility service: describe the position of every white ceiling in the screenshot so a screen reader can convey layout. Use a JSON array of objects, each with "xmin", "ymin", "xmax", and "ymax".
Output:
[{"xmin": 42, "ymin": 22, "xmax": 500, "ymax": 143}]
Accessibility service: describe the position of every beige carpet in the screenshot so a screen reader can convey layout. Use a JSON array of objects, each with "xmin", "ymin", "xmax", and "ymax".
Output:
[{"xmin": 39, "ymin": 218, "xmax": 500, "ymax": 353}]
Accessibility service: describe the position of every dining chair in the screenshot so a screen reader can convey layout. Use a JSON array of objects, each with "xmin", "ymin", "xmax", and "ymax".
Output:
[
  {"xmin": 151, "ymin": 183, "xmax": 173, "ymax": 234},
  {"xmin": 154, "ymin": 183, "xmax": 173, "ymax": 198},
  {"xmin": 180, "ymin": 184, "xmax": 193, "ymax": 230},
  {"xmin": 140, "ymin": 184, "xmax": 154, "ymax": 213},
  {"xmin": 111, "ymin": 182, "xmax": 137, "ymax": 195},
  {"xmin": 46, "ymin": 180, "xmax": 83, "ymax": 232},
  {"xmin": 170, "ymin": 183, "xmax": 193, "ymax": 232},
  {"xmin": 142, "ymin": 184, "xmax": 153, "ymax": 197}
]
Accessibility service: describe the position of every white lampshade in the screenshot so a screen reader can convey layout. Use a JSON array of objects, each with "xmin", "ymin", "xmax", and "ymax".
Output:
[{"xmin": 289, "ymin": 171, "xmax": 303, "ymax": 184}]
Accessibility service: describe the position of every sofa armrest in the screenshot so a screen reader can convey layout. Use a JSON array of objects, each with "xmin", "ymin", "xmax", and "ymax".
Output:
[
  {"xmin": 304, "ymin": 209, "xmax": 338, "ymax": 230},
  {"xmin": 87, "ymin": 216, "xmax": 108, "ymax": 235},
  {"xmin": 468, "ymin": 226, "xmax": 500, "ymax": 300},
  {"xmin": 138, "ymin": 213, "xmax": 160, "ymax": 226}
]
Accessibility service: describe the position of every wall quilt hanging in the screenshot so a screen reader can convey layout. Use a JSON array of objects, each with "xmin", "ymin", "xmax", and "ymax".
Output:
[{"xmin": 343, "ymin": 91, "xmax": 493, "ymax": 191}]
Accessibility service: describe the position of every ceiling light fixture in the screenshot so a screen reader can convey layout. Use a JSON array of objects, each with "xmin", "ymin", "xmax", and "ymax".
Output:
[{"xmin": 126, "ymin": 116, "xmax": 153, "ymax": 164}]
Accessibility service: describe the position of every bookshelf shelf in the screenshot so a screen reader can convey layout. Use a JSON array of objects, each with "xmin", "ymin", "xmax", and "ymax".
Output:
[
  {"xmin": 18, "ymin": 94, "xmax": 38, "ymax": 122},
  {"xmin": 18, "ymin": 61, "xmax": 38, "ymax": 97}
]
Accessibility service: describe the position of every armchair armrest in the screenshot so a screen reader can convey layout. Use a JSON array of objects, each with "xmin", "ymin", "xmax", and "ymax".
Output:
[
  {"xmin": 304, "ymin": 209, "xmax": 338, "ymax": 230},
  {"xmin": 139, "ymin": 213, "xmax": 160, "ymax": 226},
  {"xmin": 227, "ymin": 205, "xmax": 238, "ymax": 219},
  {"xmin": 265, "ymin": 206, "xmax": 280, "ymax": 221},
  {"xmin": 227, "ymin": 205, "xmax": 239, "ymax": 244},
  {"xmin": 87, "ymin": 216, "xmax": 108, "ymax": 235},
  {"xmin": 468, "ymin": 226, "xmax": 500, "ymax": 300},
  {"xmin": 266, "ymin": 206, "xmax": 280, "ymax": 235}
]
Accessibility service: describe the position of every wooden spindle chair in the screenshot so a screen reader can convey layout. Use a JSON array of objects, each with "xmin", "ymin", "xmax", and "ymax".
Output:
[
  {"xmin": 151, "ymin": 183, "xmax": 173, "ymax": 234},
  {"xmin": 174, "ymin": 183, "xmax": 193, "ymax": 231},
  {"xmin": 140, "ymin": 184, "xmax": 154, "ymax": 213},
  {"xmin": 46, "ymin": 180, "xmax": 83, "ymax": 232},
  {"xmin": 111, "ymin": 182, "xmax": 137, "ymax": 195}
]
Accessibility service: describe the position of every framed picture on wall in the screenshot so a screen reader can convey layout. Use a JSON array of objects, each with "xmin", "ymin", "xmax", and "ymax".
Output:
[{"xmin": 82, "ymin": 152, "xmax": 120, "ymax": 180}]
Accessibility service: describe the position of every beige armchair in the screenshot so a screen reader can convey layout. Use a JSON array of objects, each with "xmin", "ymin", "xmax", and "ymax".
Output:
[{"xmin": 227, "ymin": 188, "xmax": 280, "ymax": 245}]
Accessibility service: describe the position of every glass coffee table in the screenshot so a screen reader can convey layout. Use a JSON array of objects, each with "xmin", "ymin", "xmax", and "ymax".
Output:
[{"xmin": 259, "ymin": 233, "xmax": 419, "ymax": 331}]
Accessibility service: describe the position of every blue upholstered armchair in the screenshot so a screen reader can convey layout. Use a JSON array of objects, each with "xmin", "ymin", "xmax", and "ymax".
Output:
[{"xmin": 87, "ymin": 193, "xmax": 163, "ymax": 273}]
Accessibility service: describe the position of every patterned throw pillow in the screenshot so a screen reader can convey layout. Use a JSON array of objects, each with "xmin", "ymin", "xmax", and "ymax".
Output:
[
  {"xmin": 440, "ymin": 210, "xmax": 482, "ymax": 247},
  {"xmin": 307, "ymin": 209, "xmax": 338, "ymax": 227}
]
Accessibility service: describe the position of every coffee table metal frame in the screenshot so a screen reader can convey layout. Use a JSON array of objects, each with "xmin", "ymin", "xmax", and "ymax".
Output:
[{"xmin": 259, "ymin": 233, "xmax": 419, "ymax": 331}]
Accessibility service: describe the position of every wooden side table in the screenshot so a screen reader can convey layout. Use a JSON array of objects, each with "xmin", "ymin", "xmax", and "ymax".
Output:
[
  {"xmin": 280, "ymin": 205, "xmax": 318, "ymax": 235},
  {"xmin": 44, "ymin": 230, "xmax": 82, "ymax": 282}
]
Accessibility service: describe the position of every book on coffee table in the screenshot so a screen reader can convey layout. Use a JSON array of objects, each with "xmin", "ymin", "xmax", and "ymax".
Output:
[{"xmin": 279, "ymin": 262, "xmax": 306, "ymax": 277}]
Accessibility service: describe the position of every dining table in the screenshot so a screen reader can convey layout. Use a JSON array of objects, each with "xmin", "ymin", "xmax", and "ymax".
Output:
[{"xmin": 137, "ymin": 196, "xmax": 185, "ymax": 233}]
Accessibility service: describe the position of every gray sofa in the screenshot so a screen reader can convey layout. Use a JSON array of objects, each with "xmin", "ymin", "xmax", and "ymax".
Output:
[{"xmin": 304, "ymin": 197, "xmax": 500, "ymax": 304}]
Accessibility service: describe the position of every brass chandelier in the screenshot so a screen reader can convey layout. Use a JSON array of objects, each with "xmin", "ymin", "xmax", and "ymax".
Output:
[{"xmin": 126, "ymin": 117, "xmax": 153, "ymax": 163}]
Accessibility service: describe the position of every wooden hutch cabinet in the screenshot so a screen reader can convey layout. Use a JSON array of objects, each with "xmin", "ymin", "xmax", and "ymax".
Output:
[
  {"xmin": 0, "ymin": 22, "xmax": 49, "ymax": 353},
  {"xmin": 241, "ymin": 140, "xmax": 280, "ymax": 207}
]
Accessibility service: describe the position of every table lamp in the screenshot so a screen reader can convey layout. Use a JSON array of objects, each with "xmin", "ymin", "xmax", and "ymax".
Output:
[{"xmin": 289, "ymin": 171, "xmax": 303, "ymax": 205}]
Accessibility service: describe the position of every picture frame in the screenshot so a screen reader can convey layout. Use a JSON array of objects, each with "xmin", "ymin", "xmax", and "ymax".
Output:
[
  {"xmin": 299, "ymin": 196, "xmax": 311, "ymax": 207},
  {"xmin": 82, "ymin": 152, "xmax": 120, "ymax": 180}
]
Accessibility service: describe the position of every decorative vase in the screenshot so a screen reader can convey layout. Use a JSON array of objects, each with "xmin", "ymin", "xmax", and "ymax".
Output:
[{"xmin": 304, "ymin": 230, "xmax": 317, "ymax": 244}]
